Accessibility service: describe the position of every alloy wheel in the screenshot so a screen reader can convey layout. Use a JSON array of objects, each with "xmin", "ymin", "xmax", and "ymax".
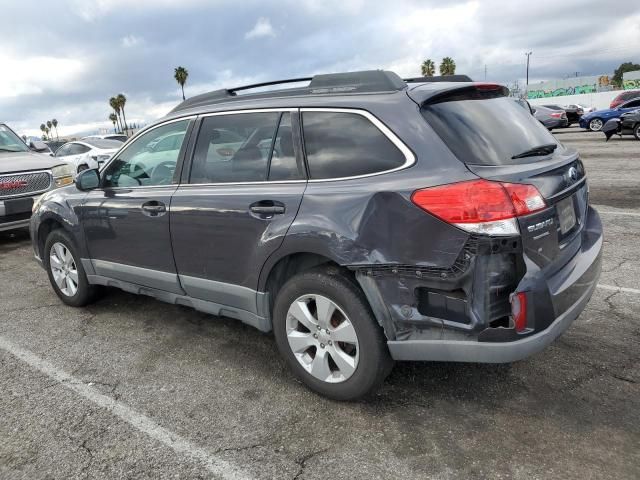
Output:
[
  {"xmin": 589, "ymin": 118, "xmax": 603, "ymax": 131},
  {"xmin": 49, "ymin": 242, "xmax": 79, "ymax": 297},
  {"xmin": 286, "ymin": 294, "xmax": 359, "ymax": 383}
]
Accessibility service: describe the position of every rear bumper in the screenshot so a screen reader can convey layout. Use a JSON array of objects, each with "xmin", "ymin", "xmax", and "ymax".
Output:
[{"xmin": 386, "ymin": 206, "xmax": 603, "ymax": 363}]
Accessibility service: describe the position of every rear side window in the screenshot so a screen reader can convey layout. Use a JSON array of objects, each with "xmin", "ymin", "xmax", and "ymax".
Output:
[
  {"xmin": 422, "ymin": 96, "xmax": 559, "ymax": 166},
  {"xmin": 190, "ymin": 112, "xmax": 281, "ymax": 184},
  {"xmin": 301, "ymin": 111, "xmax": 406, "ymax": 180}
]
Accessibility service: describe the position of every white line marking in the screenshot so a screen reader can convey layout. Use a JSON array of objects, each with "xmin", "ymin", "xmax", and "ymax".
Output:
[
  {"xmin": 593, "ymin": 209, "xmax": 640, "ymax": 217},
  {"xmin": 0, "ymin": 336, "xmax": 253, "ymax": 480},
  {"xmin": 597, "ymin": 284, "xmax": 640, "ymax": 295}
]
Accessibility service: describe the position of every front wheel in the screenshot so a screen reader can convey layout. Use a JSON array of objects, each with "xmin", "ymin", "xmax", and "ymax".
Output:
[
  {"xmin": 634, "ymin": 124, "xmax": 640, "ymax": 141},
  {"xmin": 589, "ymin": 118, "xmax": 604, "ymax": 131},
  {"xmin": 272, "ymin": 267, "xmax": 393, "ymax": 400},
  {"xmin": 44, "ymin": 229, "xmax": 98, "ymax": 307}
]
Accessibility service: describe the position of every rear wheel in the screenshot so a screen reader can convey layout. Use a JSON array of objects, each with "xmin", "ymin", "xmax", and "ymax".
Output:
[
  {"xmin": 634, "ymin": 124, "xmax": 640, "ymax": 141},
  {"xmin": 589, "ymin": 118, "xmax": 604, "ymax": 131},
  {"xmin": 272, "ymin": 267, "xmax": 393, "ymax": 400},
  {"xmin": 44, "ymin": 229, "xmax": 98, "ymax": 307}
]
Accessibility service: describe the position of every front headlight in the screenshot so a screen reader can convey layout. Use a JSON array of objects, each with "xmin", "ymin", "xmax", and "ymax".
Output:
[{"xmin": 51, "ymin": 164, "xmax": 74, "ymax": 188}]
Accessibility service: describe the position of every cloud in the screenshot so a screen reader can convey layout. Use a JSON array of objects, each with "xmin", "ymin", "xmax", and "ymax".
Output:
[
  {"xmin": 1, "ymin": 0, "xmax": 639, "ymax": 137},
  {"xmin": 121, "ymin": 35, "xmax": 143, "ymax": 48},
  {"xmin": 245, "ymin": 17, "xmax": 276, "ymax": 40}
]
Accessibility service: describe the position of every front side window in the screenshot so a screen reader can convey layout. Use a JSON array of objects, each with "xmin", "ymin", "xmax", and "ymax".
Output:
[
  {"xmin": 621, "ymin": 99, "xmax": 640, "ymax": 109},
  {"xmin": 190, "ymin": 112, "xmax": 282, "ymax": 184},
  {"xmin": 301, "ymin": 111, "xmax": 406, "ymax": 180},
  {"xmin": 103, "ymin": 120, "xmax": 190, "ymax": 188}
]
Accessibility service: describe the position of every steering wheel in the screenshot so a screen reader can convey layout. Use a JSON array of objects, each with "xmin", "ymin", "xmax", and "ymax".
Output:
[{"xmin": 150, "ymin": 160, "xmax": 176, "ymax": 185}]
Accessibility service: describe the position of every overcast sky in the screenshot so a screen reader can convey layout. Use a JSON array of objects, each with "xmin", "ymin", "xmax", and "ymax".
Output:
[{"xmin": 2, "ymin": 0, "xmax": 639, "ymax": 137}]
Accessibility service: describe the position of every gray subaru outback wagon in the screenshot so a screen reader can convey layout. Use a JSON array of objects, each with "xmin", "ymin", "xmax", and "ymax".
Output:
[{"xmin": 30, "ymin": 70, "xmax": 603, "ymax": 400}]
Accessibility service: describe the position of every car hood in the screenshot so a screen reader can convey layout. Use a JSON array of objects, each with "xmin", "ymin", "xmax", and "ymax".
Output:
[{"xmin": 0, "ymin": 151, "xmax": 65, "ymax": 174}]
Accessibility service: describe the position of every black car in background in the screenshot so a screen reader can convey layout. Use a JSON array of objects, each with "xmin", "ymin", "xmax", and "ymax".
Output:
[
  {"xmin": 30, "ymin": 70, "xmax": 603, "ymax": 400},
  {"xmin": 543, "ymin": 104, "xmax": 582, "ymax": 125},
  {"xmin": 602, "ymin": 109, "xmax": 640, "ymax": 141}
]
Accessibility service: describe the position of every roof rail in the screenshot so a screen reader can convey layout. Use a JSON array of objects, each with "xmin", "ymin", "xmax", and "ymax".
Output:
[
  {"xmin": 170, "ymin": 70, "xmax": 407, "ymax": 113},
  {"xmin": 404, "ymin": 74, "xmax": 473, "ymax": 83}
]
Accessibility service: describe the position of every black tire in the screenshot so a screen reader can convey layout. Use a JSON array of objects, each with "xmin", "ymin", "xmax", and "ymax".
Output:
[
  {"xmin": 272, "ymin": 267, "xmax": 393, "ymax": 401},
  {"xmin": 634, "ymin": 124, "xmax": 640, "ymax": 141},
  {"xmin": 44, "ymin": 229, "xmax": 98, "ymax": 307}
]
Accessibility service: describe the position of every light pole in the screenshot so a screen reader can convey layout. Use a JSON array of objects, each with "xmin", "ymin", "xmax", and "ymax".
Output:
[{"xmin": 525, "ymin": 51, "xmax": 533, "ymax": 87}]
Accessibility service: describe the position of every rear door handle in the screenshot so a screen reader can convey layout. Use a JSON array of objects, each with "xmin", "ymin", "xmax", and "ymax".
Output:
[
  {"xmin": 141, "ymin": 201, "xmax": 166, "ymax": 217},
  {"xmin": 250, "ymin": 201, "xmax": 285, "ymax": 216}
]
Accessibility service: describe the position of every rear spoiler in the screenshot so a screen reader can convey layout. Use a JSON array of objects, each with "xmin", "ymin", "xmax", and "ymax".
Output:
[
  {"xmin": 407, "ymin": 83, "xmax": 510, "ymax": 106},
  {"xmin": 403, "ymin": 75, "xmax": 473, "ymax": 83}
]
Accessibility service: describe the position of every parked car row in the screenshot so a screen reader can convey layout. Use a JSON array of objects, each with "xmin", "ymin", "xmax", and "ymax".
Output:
[
  {"xmin": 579, "ymin": 97, "xmax": 640, "ymax": 132},
  {"xmin": 602, "ymin": 109, "xmax": 640, "ymax": 141}
]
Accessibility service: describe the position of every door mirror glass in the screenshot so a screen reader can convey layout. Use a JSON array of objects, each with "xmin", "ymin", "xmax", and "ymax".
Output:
[
  {"xmin": 76, "ymin": 168, "xmax": 100, "ymax": 191},
  {"xmin": 29, "ymin": 140, "xmax": 50, "ymax": 152}
]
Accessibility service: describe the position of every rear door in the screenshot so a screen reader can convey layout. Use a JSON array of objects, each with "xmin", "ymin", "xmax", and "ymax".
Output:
[{"xmin": 170, "ymin": 110, "xmax": 306, "ymax": 311}]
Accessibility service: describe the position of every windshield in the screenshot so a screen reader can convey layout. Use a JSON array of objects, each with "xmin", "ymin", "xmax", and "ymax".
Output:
[
  {"xmin": 421, "ymin": 96, "xmax": 559, "ymax": 166},
  {"xmin": 83, "ymin": 138, "xmax": 122, "ymax": 149},
  {"xmin": 0, "ymin": 124, "xmax": 30, "ymax": 153}
]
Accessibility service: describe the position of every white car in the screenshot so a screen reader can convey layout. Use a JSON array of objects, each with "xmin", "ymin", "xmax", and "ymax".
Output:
[
  {"xmin": 54, "ymin": 139, "xmax": 121, "ymax": 174},
  {"xmin": 82, "ymin": 134, "xmax": 128, "ymax": 143}
]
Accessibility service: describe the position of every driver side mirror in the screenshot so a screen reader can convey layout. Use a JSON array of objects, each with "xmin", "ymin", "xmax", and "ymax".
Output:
[
  {"xmin": 29, "ymin": 140, "xmax": 50, "ymax": 153},
  {"xmin": 76, "ymin": 168, "xmax": 100, "ymax": 191}
]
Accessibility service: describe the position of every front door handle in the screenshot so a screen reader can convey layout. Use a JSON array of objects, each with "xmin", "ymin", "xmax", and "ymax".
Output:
[
  {"xmin": 250, "ymin": 200, "xmax": 285, "ymax": 216},
  {"xmin": 141, "ymin": 201, "xmax": 166, "ymax": 217}
]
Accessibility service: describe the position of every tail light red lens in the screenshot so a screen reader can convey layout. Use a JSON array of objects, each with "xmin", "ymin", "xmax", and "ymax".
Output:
[
  {"xmin": 511, "ymin": 292, "xmax": 527, "ymax": 332},
  {"xmin": 411, "ymin": 179, "xmax": 546, "ymax": 235},
  {"xmin": 550, "ymin": 112, "xmax": 563, "ymax": 118}
]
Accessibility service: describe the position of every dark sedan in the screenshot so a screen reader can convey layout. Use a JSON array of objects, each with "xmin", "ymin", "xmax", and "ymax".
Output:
[
  {"xmin": 602, "ymin": 109, "xmax": 640, "ymax": 141},
  {"xmin": 544, "ymin": 104, "xmax": 583, "ymax": 125},
  {"xmin": 533, "ymin": 105, "xmax": 569, "ymax": 130}
]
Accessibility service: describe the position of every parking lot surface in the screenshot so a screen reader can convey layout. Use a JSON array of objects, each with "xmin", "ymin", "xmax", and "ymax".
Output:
[{"xmin": 1, "ymin": 127, "xmax": 638, "ymax": 479}]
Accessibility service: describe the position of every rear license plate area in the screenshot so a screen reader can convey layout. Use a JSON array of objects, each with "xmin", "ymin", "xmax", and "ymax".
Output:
[
  {"xmin": 4, "ymin": 197, "xmax": 33, "ymax": 215},
  {"xmin": 557, "ymin": 196, "xmax": 576, "ymax": 235}
]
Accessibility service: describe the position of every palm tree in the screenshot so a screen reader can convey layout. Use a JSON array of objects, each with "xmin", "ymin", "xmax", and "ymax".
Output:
[
  {"xmin": 109, "ymin": 113, "xmax": 118, "ymax": 133},
  {"xmin": 174, "ymin": 66, "xmax": 189, "ymax": 100},
  {"xmin": 45, "ymin": 126, "xmax": 51, "ymax": 140},
  {"xmin": 52, "ymin": 119, "xmax": 59, "ymax": 140},
  {"xmin": 40, "ymin": 123, "xmax": 47, "ymax": 140},
  {"xmin": 109, "ymin": 96, "xmax": 123, "ymax": 133},
  {"xmin": 116, "ymin": 93, "xmax": 128, "ymax": 136},
  {"xmin": 439, "ymin": 57, "xmax": 456, "ymax": 76},
  {"xmin": 46, "ymin": 120, "xmax": 53, "ymax": 139},
  {"xmin": 21, "ymin": 134, "xmax": 27, "ymax": 143},
  {"xmin": 421, "ymin": 59, "xmax": 436, "ymax": 77}
]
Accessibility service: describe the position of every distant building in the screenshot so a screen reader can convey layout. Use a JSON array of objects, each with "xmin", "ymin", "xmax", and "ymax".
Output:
[
  {"xmin": 623, "ymin": 70, "xmax": 640, "ymax": 90},
  {"xmin": 526, "ymin": 74, "xmax": 613, "ymax": 99}
]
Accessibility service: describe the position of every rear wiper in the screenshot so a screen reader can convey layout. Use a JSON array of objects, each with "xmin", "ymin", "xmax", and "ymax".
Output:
[{"xmin": 511, "ymin": 143, "xmax": 557, "ymax": 159}]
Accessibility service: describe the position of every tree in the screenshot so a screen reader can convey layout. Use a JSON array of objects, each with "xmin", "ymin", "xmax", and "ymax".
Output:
[
  {"xmin": 109, "ymin": 96, "xmax": 123, "ymax": 133},
  {"xmin": 46, "ymin": 120, "xmax": 53, "ymax": 139},
  {"xmin": 116, "ymin": 93, "xmax": 129, "ymax": 136},
  {"xmin": 612, "ymin": 62, "xmax": 640, "ymax": 88},
  {"xmin": 109, "ymin": 113, "xmax": 118, "ymax": 133},
  {"xmin": 51, "ymin": 119, "xmax": 59, "ymax": 140},
  {"xmin": 174, "ymin": 66, "xmax": 189, "ymax": 100},
  {"xmin": 421, "ymin": 59, "xmax": 436, "ymax": 77},
  {"xmin": 21, "ymin": 134, "xmax": 27, "ymax": 143},
  {"xmin": 439, "ymin": 57, "xmax": 456, "ymax": 76},
  {"xmin": 40, "ymin": 123, "xmax": 47, "ymax": 140},
  {"xmin": 45, "ymin": 126, "xmax": 50, "ymax": 140}
]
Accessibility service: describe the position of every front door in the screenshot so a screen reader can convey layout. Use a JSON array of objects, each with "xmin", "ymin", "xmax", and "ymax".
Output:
[
  {"xmin": 170, "ymin": 110, "xmax": 306, "ymax": 312},
  {"xmin": 81, "ymin": 118, "xmax": 193, "ymax": 293}
]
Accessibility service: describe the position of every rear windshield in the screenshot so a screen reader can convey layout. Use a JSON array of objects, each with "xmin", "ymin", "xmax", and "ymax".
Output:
[{"xmin": 422, "ymin": 96, "xmax": 559, "ymax": 166}]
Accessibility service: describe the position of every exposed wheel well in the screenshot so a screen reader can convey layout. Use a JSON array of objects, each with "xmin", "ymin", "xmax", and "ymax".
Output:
[
  {"xmin": 37, "ymin": 219, "xmax": 64, "ymax": 259},
  {"xmin": 264, "ymin": 253, "xmax": 352, "ymax": 315}
]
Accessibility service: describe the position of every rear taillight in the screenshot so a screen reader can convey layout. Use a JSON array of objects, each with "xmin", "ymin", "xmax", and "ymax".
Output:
[
  {"xmin": 550, "ymin": 112, "xmax": 563, "ymax": 118},
  {"xmin": 511, "ymin": 292, "xmax": 527, "ymax": 332},
  {"xmin": 411, "ymin": 179, "xmax": 546, "ymax": 235}
]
